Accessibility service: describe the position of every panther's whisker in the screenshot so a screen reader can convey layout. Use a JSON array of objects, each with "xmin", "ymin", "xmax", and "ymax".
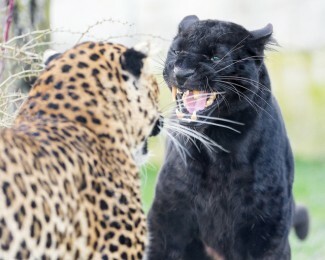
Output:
[
  {"xmin": 215, "ymin": 80, "xmax": 260, "ymax": 112},
  {"xmin": 212, "ymin": 78, "xmax": 272, "ymax": 109},
  {"xmin": 168, "ymin": 117, "xmax": 241, "ymax": 133},
  {"xmin": 183, "ymin": 114, "xmax": 244, "ymax": 125},
  {"xmin": 160, "ymin": 126, "xmax": 191, "ymax": 163},
  {"xmin": 164, "ymin": 124, "xmax": 216, "ymax": 153},
  {"xmin": 213, "ymin": 79, "xmax": 275, "ymax": 119},
  {"xmin": 197, "ymin": 56, "xmax": 265, "ymax": 79},
  {"xmin": 164, "ymin": 119, "xmax": 228, "ymax": 152},
  {"xmin": 164, "ymin": 126, "xmax": 201, "ymax": 151},
  {"xmin": 163, "ymin": 106, "xmax": 244, "ymax": 126},
  {"xmin": 214, "ymin": 35, "xmax": 249, "ymax": 65},
  {"xmin": 219, "ymin": 75, "xmax": 271, "ymax": 93},
  {"xmin": 215, "ymin": 56, "xmax": 266, "ymax": 73},
  {"xmin": 215, "ymin": 80, "xmax": 275, "ymax": 120}
]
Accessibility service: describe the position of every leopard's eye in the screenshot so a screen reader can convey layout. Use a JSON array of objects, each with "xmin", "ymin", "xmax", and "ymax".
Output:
[
  {"xmin": 172, "ymin": 50, "xmax": 180, "ymax": 55},
  {"xmin": 211, "ymin": 56, "xmax": 220, "ymax": 62}
]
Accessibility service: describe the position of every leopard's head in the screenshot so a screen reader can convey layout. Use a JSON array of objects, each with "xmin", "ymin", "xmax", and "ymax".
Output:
[{"xmin": 19, "ymin": 42, "xmax": 162, "ymax": 161}]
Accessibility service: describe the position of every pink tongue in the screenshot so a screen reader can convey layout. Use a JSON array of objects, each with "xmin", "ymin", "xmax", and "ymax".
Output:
[{"xmin": 184, "ymin": 92, "xmax": 207, "ymax": 113}]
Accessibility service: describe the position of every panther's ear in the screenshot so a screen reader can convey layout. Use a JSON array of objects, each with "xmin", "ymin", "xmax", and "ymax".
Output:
[
  {"xmin": 178, "ymin": 15, "xmax": 199, "ymax": 33},
  {"xmin": 121, "ymin": 48, "xmax": 146, "ymax": 78},
  {"xmin": 248, "ymin": 23, "xmax": 273, "ymax": 47}
]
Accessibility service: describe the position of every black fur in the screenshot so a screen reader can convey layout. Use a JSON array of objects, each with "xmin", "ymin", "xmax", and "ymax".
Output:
[
  {"xmin": 141, "ymin": 117, "xmax": 163, "ymax": 158},
  {"xmin": 121, "ymin": 48, "xmax": 146, "ymax": 77},
  {"xmin": 148, "ymin": 16, "xmax": 307, "ymax": 260},
  {"xmin": 150, "ymin": 116, "xmax": 164, "ymax": 137},
  {"xmin": 293, "ymin": 204, "xmax": 309, "ymax": 240},
  {"xmin": 44, "ymin": 52, "xmax": 61, "ymax": 66}
]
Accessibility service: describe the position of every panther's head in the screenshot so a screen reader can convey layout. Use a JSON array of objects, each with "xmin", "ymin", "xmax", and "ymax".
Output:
[{"xmin": 164, "ymin": 15, "xmax": 273, "ymax": 127}]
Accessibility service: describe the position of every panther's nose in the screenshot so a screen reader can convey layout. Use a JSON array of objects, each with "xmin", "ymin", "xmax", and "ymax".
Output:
[{"xmin": 174, "ymin": 67, "xmax": 194, "ymax": 86}]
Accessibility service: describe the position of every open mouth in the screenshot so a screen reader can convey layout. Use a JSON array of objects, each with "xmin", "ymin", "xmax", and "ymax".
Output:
[{"xmin": 172, "ymin": 86, "xmax": 220, "ymax": 123}]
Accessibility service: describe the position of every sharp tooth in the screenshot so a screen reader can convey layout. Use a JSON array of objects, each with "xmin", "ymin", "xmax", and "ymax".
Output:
[
  {"xmin": 208, "ymin": 95, "xmax": 215, "ymax": 103},
  {"xmin": 176, "ymin": 109, "xmax": 184, "ymax": 119},
  {"xmin": 205, "ymin": 92, "xmax": 217, "ymax": 107},
  {"xmin": 172, "ymin": 86, "xmax": 177, "ymax": 101},
  {"xmin": 182, "ymin": 118, "xmax": 192, "ymax": 122},
  {"xmin": 182, "ymin": 90, "xmax": 189, "ymax": 103},
  {"xmin": 191, "ymin": 111, "xmax": 197, "ymax": 121},
  {"xmin": 206, "ymin": 99, "xmax": 213, "ymax": 107},
  {"xmin": 193, "ymin": 90, "xmax": 201, "ymax": 100}
]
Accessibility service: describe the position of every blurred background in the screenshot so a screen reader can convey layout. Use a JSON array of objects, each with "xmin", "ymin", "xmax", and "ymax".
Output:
[{"xmin": 0, "ymin": 0, "xmax": 324, "ymax": 259}]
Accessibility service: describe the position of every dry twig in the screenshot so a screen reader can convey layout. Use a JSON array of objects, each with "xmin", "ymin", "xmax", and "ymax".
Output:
[{"xmin": 0, "ymin": 18, "xmax": 168, "ymax": 127}]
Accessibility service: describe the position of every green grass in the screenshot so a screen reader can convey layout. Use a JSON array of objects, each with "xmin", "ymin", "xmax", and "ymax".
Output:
[
  {"xmin": 290, "ymin": 159, "xmax": 325, "ymax": 259},
  {"xmin": 140, "ymin": 163, "xmax": 161, "ymax": 213},
  {"xmin": 141, "ymin": 158, "xmax": 325, "ymax": 259}
]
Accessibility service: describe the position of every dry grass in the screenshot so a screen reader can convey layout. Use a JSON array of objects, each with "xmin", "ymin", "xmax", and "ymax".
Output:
[
  {"xmin": 0, "ymin": 18, "xmax": 167, "ymax": 127},
  {"xmin": 0, "ymin": 29, "xmax": 50, "ymax": 127}
]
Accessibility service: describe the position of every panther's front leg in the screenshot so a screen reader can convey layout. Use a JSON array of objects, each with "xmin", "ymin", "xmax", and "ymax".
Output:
[
  {"xmin": 146, "ymin": 162, "xmax": 211, "ymax": 260},
  {"xmin": 147, "ymin": 193, "xmax": 193, "ymax": 259}
]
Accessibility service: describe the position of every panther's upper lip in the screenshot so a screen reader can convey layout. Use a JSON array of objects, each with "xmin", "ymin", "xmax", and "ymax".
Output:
[{"xmin": 171, "ymin": 86, "xmax": 219, "ymax": 123}]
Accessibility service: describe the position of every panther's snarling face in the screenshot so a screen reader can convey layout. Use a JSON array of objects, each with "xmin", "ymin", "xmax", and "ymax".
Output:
[{"xmin": 164, "ymin": 15, "xmax": 273, "ymax": 127}]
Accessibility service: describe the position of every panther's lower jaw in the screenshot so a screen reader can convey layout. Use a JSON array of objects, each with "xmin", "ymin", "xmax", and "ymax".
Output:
[{"xmin": 171, "ymin": 86, "xmax": 220, "ymax": 126}]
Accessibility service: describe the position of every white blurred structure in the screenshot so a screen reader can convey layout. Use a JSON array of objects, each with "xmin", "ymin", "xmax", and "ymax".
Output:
[{"xmin": 51, "ymin": 0, "xmax": 325, "ymax": 51}]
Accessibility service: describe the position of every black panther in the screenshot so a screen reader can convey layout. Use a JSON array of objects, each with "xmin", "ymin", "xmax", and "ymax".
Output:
[{"xmin": 147, "ymin": 16, "xmax": 308, "ymax": 260}]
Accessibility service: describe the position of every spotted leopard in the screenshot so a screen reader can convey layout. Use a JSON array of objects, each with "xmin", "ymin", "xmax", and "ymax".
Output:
[{"xmin": 0, "ymin": 41, "xmax": 161, "ymax": 259}]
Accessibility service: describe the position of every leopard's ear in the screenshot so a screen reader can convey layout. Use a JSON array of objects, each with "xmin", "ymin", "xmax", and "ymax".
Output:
[
  {"xmin": 178, "ymin": 15, "xmax": 199, "ymax": 33},
  {"xmin": 121, "ymin": 48, "xmax": 146, "ymax": 78},
  {"xmin": 43, "ymin": 49, "xmax": 61, "ymax": 66},
  {"xmin": 249, "ymin": 23, "xmax": 274, "ymax": 47}
]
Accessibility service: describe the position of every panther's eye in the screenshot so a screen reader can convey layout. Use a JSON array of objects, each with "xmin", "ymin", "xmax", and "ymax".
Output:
[
  {"xmin": 211, "ymin": 56, "xmax": 220, "ymax": 62},
  {"xmin": 172, "ymin": 50, "xmax": 180, "ymax": 55}
]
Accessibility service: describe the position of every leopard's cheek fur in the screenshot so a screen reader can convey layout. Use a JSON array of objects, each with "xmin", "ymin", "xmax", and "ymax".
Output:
[
  {"xmin": 114, "ymin": 58, "xmax": 160, "ymax": 153},
  {"xmin": 133, "ymin": 74, "xmax": 160, "ymax": 144},
  {"xmin": 130, "ymin": 73, "xmax": 161, "ymax": 165}
]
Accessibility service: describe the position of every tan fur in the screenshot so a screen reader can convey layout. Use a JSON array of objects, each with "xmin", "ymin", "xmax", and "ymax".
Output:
[{"xmin": 0, "ymin": 42, "xmax": 160, "ymax": 259}]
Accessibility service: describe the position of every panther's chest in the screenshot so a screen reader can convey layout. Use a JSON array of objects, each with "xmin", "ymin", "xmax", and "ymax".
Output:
[{"xmin": 192, "ymin": 163, "xmax": 258, "ymax": 231}]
